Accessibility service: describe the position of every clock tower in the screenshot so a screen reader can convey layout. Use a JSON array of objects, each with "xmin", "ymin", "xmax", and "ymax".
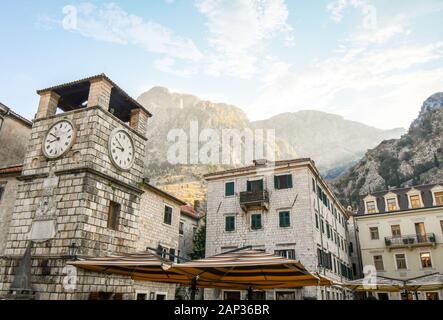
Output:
[{"xmin": 0, "ymin": 74, "xmax": 152, "ymax": 299}]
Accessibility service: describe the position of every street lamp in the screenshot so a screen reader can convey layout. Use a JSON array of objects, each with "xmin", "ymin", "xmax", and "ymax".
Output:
[{"xmin": 68, "ymin": 242, "xmax": 78, "ymax": 260}]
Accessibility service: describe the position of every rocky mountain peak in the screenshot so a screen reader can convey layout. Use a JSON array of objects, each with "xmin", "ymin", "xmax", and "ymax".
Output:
[{"xmin": 421, "ymin": 92, "xmax": 443, "ymax": 113}]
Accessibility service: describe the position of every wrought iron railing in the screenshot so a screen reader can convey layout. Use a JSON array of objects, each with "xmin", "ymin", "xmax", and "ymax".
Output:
[{"xmin": 384, "ymin": 233, "xmax": 436, "ymax": 247}]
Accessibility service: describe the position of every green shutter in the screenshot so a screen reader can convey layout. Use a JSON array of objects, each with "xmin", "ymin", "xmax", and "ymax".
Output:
[
  {"xmin": 287, "ymin": 175, "xmax": 293, "ymax": 188},
  {"xmin": 247, "ymin": 181, "xmax": 251, "ymax": 192},
  {"xmin": 274, "ymin": 176, "xmax": 279, "ymax": 189}
]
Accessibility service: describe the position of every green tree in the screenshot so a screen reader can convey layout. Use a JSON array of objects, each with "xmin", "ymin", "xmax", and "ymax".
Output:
[
  {"xmin": 434, "ymin": 152, "xmax": 440, "ymax": 168},
  {"xmin": 190, "ymin": 218, "xmax": 206, "ymax": 260}
]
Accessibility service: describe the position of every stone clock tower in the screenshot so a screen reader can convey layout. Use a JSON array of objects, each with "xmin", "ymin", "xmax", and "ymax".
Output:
[{"xmin": 0, "ymin": 74, "xmax": 152, "ymax": 299}]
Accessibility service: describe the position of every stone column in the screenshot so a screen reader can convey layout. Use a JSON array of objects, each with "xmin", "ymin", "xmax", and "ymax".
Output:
[
  {"xmin": 35, "ymin": 91, "xmax": 60, "ymax": 120},
  {"xmin": 88, "ymin": 78, "xmax": 113, "ymax": 109},
  {"xmin": 130, "ymin": 108, "xmax": 150, "ymax": 137}
]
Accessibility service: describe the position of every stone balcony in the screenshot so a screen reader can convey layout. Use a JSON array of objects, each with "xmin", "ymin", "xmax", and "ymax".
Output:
[{"xmin": 239, "ymin": 190, "xmax": 269, "ymax": 212}]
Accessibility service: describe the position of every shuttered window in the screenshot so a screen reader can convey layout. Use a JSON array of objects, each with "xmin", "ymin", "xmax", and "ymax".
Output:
[
  {"xmin": 279, "ymin": 211, "xmax": 290, "ymax": 227},
  {"xmin": 274, "ymin": 174, "xmax": 293, "ymax": 190},
  {"xmin": 225, "ymin": 182, "xmax": 235, "ymax": 196},
  {"xmin": 164, "ymin": 205, "xmax": 173, "ymax": 225},
  {"xmin": 107, "ymin": 201, "xmax": 120, "ymax": 230}
]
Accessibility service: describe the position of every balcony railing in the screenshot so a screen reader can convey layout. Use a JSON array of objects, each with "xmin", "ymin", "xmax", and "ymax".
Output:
[
  {"xmin": 239, "ymin": 190, "xmax": 269, "ymax": 212},
  {"xmin": 385, "ymin": 233, "xmax": 436, "ymax": 249}
]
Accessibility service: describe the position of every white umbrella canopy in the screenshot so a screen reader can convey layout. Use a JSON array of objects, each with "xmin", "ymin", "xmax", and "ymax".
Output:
[
  {"xmin": 343, "ymin": 275, "xmax": 405, "ymax": 292},
  {"xmin": 405, "ymin": 273, "xmax": 443, "ymax": 292}
]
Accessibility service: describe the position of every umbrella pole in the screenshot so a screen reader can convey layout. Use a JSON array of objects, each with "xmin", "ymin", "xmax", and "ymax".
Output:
[
  {"xmin": 247, "ymin": 287, "xmax": 253, "ymax": 300},
  {"xmin": 191, "ymin": 277, "xmax": 197, "ymax": 301},
  {"xmin": 414, "ymin": 291, "xmax": 419, "ymax": 301}
]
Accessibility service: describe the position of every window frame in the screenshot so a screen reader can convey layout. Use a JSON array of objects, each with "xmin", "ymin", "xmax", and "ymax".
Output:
[
  {"xmin": 373, "ymin": 255, "xmax": 384, "ymax": 271},
  {"xmin": 163, "ymin": 205, "xmax": 173, "ymax": 225},
  {"xmin": 366, "ymin": 200, "xmax": 377, "ymax": 214},
  {"xmin": 225, "ymin": 215, "xmax": 236, "ymax": 232},
  {"xmin": 394, "ymin": 253, "xmax": 408, "ymax": 270},
  {"xmin": 274, "ymin": 174, "xmax": 293, "ymax": 190},
  {"xmin": 278, "ymin": 210, "xmax": 291, "ymax": 228},
  {"xmin": 225, "ymin": 181, "xmax": 235, "ymax": 197},
  {"xmin": 391, "ymin": 225, "xmax": 401, "ymax": 238},
  {"xmin": 179, "ymin": 221, "xmax": 184, "ymax": 235},
  {"xmin": 107, "ymin": 200, "xmax": 121, "ymax": 231},
  {"xmin": 369, "ymin": 227, "xmax": 379, "ymax": 240},
  {"xmin": 251, "ymin": 213, "xmax": 263, "ymax": 230},
  {"xmin": 419, "ymin": 252, "xmax": 433, "ymax": 269}
]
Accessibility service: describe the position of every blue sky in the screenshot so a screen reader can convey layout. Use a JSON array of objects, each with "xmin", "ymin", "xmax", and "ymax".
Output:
[{"xmin": 1, "ymin": 0, "xmax": 442, "ymax": 129}]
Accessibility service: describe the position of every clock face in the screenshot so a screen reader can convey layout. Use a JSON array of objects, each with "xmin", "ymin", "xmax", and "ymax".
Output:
[
  {"xmin": 42, "ymin": 120, "xmax": 76, "ymax": 159},
  {"xmin": 108, "ymin": 129, "xmax": 135, "ymax": 170}
]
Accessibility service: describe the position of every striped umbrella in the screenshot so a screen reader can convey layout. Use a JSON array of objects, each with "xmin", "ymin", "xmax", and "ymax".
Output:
[{"xmin": 172, "ymin": 247, "xmax": 332, "ymax": 289}]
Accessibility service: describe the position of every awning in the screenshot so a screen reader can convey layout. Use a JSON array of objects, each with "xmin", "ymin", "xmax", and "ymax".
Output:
[{"xmin": 171, "ymin": 247, "xmax": 332, "ymax": 289}]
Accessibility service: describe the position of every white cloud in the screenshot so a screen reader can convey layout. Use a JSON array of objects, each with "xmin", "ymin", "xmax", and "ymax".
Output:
[
  {"xmin": 64, "ymin": 2, "xmax": 202, "ymax": 61},
  {"xmin": 194, "ymin": 0, "xmax": 295, "ymax": 77},
  {"xmin": 250, "ymin": 42, "xmax": 443, "ymax": 128},
  {"xmin": 327, "ymin": 0, "xmax": 370, "ymax": 23},
  {"xmin": 153, "ymin": 57, "xmax": 198, "ymax": 77}
]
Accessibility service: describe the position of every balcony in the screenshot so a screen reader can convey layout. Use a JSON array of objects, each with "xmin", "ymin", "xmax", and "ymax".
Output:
[
  {"xmin": 385, "ymin": 233, "xmax": 436, "ymax": 250},
  {"xmin": 239, "ymin": 190, "xmax": 269, "ymax": 212}
]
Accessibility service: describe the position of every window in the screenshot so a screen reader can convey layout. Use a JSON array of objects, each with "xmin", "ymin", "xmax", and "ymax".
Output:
[
  {"xmin": 156, "ymin": 293, "xmax": 166, "ymax": 300},
  {"xmin": 373, "ymin": 255, "xmax": 384, "ymax": 271},
  {"xmin": 326, "ymin": 223, "xmax": 331, "ymax": 239},
  {"xmin": 107, "ymin": 201, "xmax": 120, "ymax": 230},
  {"xmin": 386, "ymin": 198, "xmax": 397, "ymax": 211},
  {"xmin": 225, "ymin": 182, "xmax": 235, "ymax": 197},
  {"xmin": 378, "ymin": 293, "xmax": 389, "ymax": 301},
  {"xmin": 275, "ymin": 249, "xmax": 295, "ymax": 260},
  {"xmin": 279, "ymin": 211, "xmax": 290, "ymax": 228},
  {"xmin": 247, "ymin": 179, "xmax": 263, "ymax": 192},
  {"xmin": 225, "ymin": 216, "xmax": 235, "ymax": 232},
  {"xmin": 312, "ymin": 179, "xmax": 316, "ymax": 192},
  {"xmin": 164, "ymin": 205, "xmax": 172, "ymax": 225},
  {"xmin": 275, "ymin": 291, "xmax": 295, "ymax": 300},
  {"xmin": 136, "ymin": 293, "xmax": 147, "ymax": 300},
  {"xmin": 169, "ymin": 248, "xmax": 176, "ymax": 262},
  {"xmin": 369, "ymin": 227, "xmax": 379, "ymax": 240},
  {"xmin": 366, "ymin": 201, "xmax": 376, "ymax": 214},
  {"xmin": 420, "ymin": 252, "xmax": 432, "ymax": 268},
  {"xmin": 435, "ymin": 191, "xmax": 443, "ymax": 206},
  {"xmin": 321, "ymin": 219, "xmax": 325, "ymax": 233},
  {"xmin": 315, "ymin": 214, "xmax": 319, "ymax": 229},
  {"xmin": 349, "ymin": 242, "xmax": 354, "ymax": 254},
  {"xmin": 441, "ymin": 220, "xmax": 443, "ymax": 234},
  {"xmin": 395, "ymin": 254, "xmax": 407, "ymax": 270},
  {"xmin": 409, "ymin": 194, "xmax": 421, "ymax": 208},
  {"xmin": 251, "ymin": 214, "xmax": 262, "ymax": 230},
  {"xmin": 391, "ymin": 225, "xmax": 401, "ymax": 238},
  {"xmin": 224, "ymin": 291, "xmax": 241, "ymax": 300},
  {"xmin": 179, "ymin": 222, "xmax": 184, "ymax": 235},
  {"xmin": 426, "ymin": 292, "xmax": 439, "ymax": 300},
  {"xmin": 274, "ymin": 174, "xmax": 293, "ymax": 190}
]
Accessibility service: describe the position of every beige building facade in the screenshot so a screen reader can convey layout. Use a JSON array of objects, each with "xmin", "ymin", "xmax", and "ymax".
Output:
[
  {"xmin": 204, "ymin": 159, "xmax": 354, "ymax": 300},
  {"xmin": 355, "ymin": 184, "xmax": 443, "ymax": 300}
]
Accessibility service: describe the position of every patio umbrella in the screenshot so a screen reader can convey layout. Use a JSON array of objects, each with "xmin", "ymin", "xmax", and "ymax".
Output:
[
  {"xmin": 405, "ymin": 273, "xmax": 443, "ymax": 292},
  {"xmin": 172, "ymin": 247, "xmax": 332, "ymax": 291},
  {"xmin": 68, "ymin": 251, "xmax": 190, "ymax": 284},
  {"xmin": 343, "ymin": 275, "xmax": 405, "ymax": 292}
]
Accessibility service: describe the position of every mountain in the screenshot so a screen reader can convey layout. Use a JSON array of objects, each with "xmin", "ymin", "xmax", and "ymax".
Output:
[
  {"xmin": 137, "ymin": 86, "xmax": 405, "ymax": 203},
  {"xmin": 332, "ymin": 92, "xmax": 443, "ymax": 208}
]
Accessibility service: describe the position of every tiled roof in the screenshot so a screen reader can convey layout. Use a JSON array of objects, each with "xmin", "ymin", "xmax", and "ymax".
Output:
[
  {"xmin": 0, "ymin": 164, "xmax": 23, "ymax": 175},
  {"xmin": 180, "ymin": 204, "xmax": 205, "ymax": 219},
  {"xmin": 0, "ymin": 102, "xmax": 32, "ymax": 127},
  {"xmin": 357, "ymin": 183, "xmax": 443, "ymax": 215}
]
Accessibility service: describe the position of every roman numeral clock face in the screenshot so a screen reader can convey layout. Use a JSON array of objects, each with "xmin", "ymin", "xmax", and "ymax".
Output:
[
  {"xmin": 108, "ymin": 129, "xmax": 135, "ymax": 171},
  {"xmin": 42, "ymin": 120, "xmax": 76, "ymax": 159}
]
